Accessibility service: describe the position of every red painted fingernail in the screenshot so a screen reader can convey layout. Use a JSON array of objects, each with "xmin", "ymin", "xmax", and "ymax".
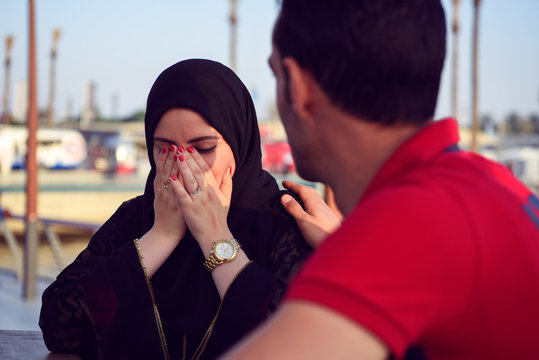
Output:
[
  {"xmin": 187, "ymin": 146, "xmax": 194, "ymax": 153},
  {"xmin": 229, "ymin": 167, "xmax": 232, "ymax": 174},
  {"xmin": 176, "ymin": 171, "xmax": 180, "ymax": 178},
  {"xmin": 174, "ymin": 155, "xmax": 178, "ymax": 161},
  {"xmin": 179, "ymin": 154, "xmax": 184, "ymax": 162},
  {"xmin": 169, "ymin": 145, "xmax": 176, "ymax": 152},
  {"xmin": 161, "ymin": 147, "xmax": 167, "ymax": 154},
  {"xmin": 179, "ymin": 146, "xmax": 185, "ymax": 153},
  {"xmin": 171, "ymin": 175, "xmax": 177, "ymax": 181}
]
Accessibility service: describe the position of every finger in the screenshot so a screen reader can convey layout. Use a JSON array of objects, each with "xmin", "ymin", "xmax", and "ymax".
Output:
[
  {"xmin": 169, "ymin": 162, "xmax": 183, "ymax": 189},
  {"xmin": 172, "ymin": 166, "xmax": 184, "ymax": 187},
  {"xmin": 183, "ymin": 148, "xmax": 208, "ymax": 189},
  {"xmin": 219, "ymin": 166, "xmax": 233, "ymax": 204},
  {"xmin": 175, "ymin": 148, "xmax": 186, "ymax": 187},
  {"xmin": 170, "ymin": 172, "xmax": 193, "ymax": 206},
  {"xmin": 282, "ymin": 180, "xmax": 315, "ymax": 201},
  {"xmin": 154, "ymin": 146, "xmax": 169, "ymax": 189},
  {"xmin": 177, "ymin": 152, "xmax": 199, "ymax": 193},
  {"xmin": 161, "ymin": 145, "xmax": 177, "ymax": 184},
  {"xmin": 186, "ymin": 146, "xmax": 216, "ymax": 187},
  {"xmin": 282, "ymin": 180, "xmax": 304, "ymax": 194},
  {"xmin": 281, "ymin": 194, "xmax": 308, "ymax": 222}
]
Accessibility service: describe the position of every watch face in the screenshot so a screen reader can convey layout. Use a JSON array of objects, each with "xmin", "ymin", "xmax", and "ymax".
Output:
[{"xmin": 215, "ymin": 241, "xmax": 235, "ymax": 260}]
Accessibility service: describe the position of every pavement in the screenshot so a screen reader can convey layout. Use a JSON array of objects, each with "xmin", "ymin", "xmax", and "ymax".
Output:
[
  {"xmin": 0, "ymin": 219, "xmax": 94, "ymax": 331},
  {"xmin": 0, "ymin": 269, "xmax": 50, "ymax": 331}
]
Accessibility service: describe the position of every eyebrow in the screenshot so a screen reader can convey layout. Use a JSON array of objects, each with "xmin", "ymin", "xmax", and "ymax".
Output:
[
  {"xmin": 187, "ymin": 135, "xmax": 219, "ymax": 143},
  {"xmin": 153, "ymin": 137, "xmax": 176, "ymax": 145}
]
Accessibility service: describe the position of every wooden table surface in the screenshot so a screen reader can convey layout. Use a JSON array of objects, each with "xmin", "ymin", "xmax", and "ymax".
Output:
[{"xmin": 0, "ymin": 330, "xmax": 81, "ymax": 360}]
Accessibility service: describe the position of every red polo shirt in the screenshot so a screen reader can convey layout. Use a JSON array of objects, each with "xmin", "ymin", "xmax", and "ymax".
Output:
[{"xmin": 286, "ymin": 118, "xmax": 539, "ymax": 359}]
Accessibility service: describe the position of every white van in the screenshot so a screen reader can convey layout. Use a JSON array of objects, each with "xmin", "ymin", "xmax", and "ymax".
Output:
[{"xmin": 0, "ymin": 125, "xmax": 87, "ymax": 174}]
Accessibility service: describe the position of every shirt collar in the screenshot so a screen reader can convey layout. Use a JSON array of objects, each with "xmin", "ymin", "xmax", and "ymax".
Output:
[{"xmin": 362, "ymin": 118, "xmax": 460, "ymax": 201}]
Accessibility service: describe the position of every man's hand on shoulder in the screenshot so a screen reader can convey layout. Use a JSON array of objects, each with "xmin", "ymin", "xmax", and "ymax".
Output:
[{"xmin": 281, "ymin": 180, "xmax": 341, "ymax": 248}]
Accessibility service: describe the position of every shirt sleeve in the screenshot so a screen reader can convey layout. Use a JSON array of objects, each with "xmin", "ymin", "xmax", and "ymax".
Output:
[{"xmin": 284, "ymin": 185, "xmax": 478, "ymax": 358}]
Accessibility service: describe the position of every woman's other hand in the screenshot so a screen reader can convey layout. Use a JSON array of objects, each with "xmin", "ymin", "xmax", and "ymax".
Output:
[
  {"xmin": 151, "ymin": 145, "xmax": 187, "ymax": 243},
  {"xmin": 136, "ymin": 146, "xmax": 188, "ymax": 279},
  {"xmin": 281, "ymin": 180, "xmax": 341, "ymax": 248}
]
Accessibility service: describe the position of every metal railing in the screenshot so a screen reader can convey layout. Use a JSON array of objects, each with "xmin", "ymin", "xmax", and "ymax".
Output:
[{"xmin": 0, "ymin": 209, "xmax": 99, "ymax": 278}]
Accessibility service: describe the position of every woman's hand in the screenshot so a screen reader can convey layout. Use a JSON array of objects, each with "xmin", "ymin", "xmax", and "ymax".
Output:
[
  {"xmin": 171, "ymin": 146, "xmax": 233, "ymax": 252},
  {"xmin": 281, "ymin": 180, "xmax": 341, "ymax": 248},
  {"xmin": 135, "ymin": 146, "xmax": 188, "ymax": 279},
  {"xmin": 172, "ymin": 147, "xmax": 249, "ymax": 299},
  {"xmin": 151, "ymin": 145, "xmax": 187, "ymax": 243}
]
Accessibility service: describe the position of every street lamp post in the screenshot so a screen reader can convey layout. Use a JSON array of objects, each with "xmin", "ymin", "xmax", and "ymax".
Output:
[
  {"xmin": 23, "ymin": 0, "xmax": 39, "ymax": 300},
  {"xmin": 470, "ymin": 0, "xmax": 482, "ymax": 153},
  {"xmin": 229, "ymin": 0, "xmax": 239, "ymax": 72},
  {"xmin": 451, "ymin": 0, "xmax": 461, "ymax": 120},
  {"xmin": 2, "ymin": 35, "xmax": 14, "ymax": 124},
  {"xmin": 47, "ymin": 29, "xmax": 61, "ymax": 127}
]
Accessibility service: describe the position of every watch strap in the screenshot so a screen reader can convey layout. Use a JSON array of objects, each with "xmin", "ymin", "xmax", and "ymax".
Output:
[{"xmin": 203, "ymin": 239, "xmax": 240, "ymax": 272}]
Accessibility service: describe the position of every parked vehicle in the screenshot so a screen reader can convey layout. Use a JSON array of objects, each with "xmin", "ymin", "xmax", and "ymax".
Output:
[
  {"xmin": 102, "ymin": 132, "xmax": 141, "ymax": 174},
  {"xmin": 498, "ymin": 146, "xmax": 539, "ymax": 188},
  {"xmin": 0, "ymin": 125, "xmax": 87, "ymax": 173},
  {"xmin": 262, "ymin": 141, "xmax": 295, "ymax": 174}
]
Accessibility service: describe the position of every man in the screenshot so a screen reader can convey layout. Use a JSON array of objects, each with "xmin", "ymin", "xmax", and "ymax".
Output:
[{"xmin": 223, "ymin": 0, "xmax": 539, "ymax": 359}]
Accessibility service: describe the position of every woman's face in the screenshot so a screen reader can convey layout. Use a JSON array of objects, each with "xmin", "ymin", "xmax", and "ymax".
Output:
[{"xmin": 153, "ymin": 108, "xmax": 236, "ymax": 185}]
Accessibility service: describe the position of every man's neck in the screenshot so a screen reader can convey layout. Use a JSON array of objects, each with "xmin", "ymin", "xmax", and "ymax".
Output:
[{"xmin": 318, "ymin": 111, "xmax": 424, "ymax": 215}]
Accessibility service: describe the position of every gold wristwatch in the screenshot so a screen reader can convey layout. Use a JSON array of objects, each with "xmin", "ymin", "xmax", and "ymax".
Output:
[{"xmin": 203, "ymin": 238, "xmax": 241, "ymax": 272}]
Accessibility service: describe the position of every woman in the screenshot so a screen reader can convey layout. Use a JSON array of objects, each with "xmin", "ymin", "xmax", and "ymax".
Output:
[{"xmin": 39, "ymin": 59, "xmax": 312, "ymax": 360}]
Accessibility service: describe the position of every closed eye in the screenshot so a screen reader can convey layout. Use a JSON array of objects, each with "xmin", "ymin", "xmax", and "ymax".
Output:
[{"xmin": 196, "ymin": 145, "xmax": 217, "ymax": 154}]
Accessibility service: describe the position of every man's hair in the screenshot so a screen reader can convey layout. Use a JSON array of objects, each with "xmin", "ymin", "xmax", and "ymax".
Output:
[{"xmin": 273, "ymin": 0, "xmax": 447, "ymax": 125}]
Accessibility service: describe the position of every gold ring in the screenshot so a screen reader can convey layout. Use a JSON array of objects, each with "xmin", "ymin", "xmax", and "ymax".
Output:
[{"xmin": 162, "ymin": 177, "xmax": 172, "ymax": 189}]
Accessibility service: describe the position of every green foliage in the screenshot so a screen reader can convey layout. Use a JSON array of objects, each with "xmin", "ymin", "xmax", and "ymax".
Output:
[
  {"xmin": 502, "ymin": 112, "xmax": 539, "ymax": 135},
  {"xmin": 120, "ymin": 110, "xmax": 145, "ymax": 122}
]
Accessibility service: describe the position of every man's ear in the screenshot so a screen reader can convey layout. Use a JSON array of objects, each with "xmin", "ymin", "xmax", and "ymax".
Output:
[{"xmin": 283, "ymin": 57, "xmax": 314, "ymax": 123}]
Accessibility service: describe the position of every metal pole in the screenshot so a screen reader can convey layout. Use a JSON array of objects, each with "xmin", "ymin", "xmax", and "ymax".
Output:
[
  {"xmin": 47, "ymin": 29, "xmax": 61, "ymax": 127},
  {"xmin": 229, "ymin": 0, "xmax": 239, "ymax": 72},
  {"xmin": 23, "ymin": 0, "xmax": 39, "ymax": 300},
  {"xmin": 80, "ymin": 81, "xmax": 95, "ymax": 130},
  {"xmin": 451, "ymin": 0, "xmax": 460, "ymax": 120},
  {"xmin": 65, "ymin": 97, "xmax": 72, "ymax": 121},
  {"xmin": 2, "ymin": 35, "xmax": 14, "ymax": 124},
  {"xmin": 470, "ymin": 0, "xmax": 481, "ymax": 153}
]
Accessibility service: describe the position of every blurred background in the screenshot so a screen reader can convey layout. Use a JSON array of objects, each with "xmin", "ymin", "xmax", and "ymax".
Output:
[{"xmin": 0, "ymin": 0, "xmax": 538, "ymax": 331}]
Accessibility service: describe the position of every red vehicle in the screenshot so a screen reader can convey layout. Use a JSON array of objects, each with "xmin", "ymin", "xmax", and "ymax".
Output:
[{"xmin": 263, "ymin": 141, "xmax": 295, "ymax": 174}]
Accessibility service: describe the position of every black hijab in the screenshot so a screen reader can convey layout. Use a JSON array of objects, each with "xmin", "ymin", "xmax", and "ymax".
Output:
[
  {"xmin": 142, "ymin": 59, "xmax": 279, "ymax": 234},
  {"xmin": 137, "ymin": 59, "xmax": 283, "ymax": 341}
]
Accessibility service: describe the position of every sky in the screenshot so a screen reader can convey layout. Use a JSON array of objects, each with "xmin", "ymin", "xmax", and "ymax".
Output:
[{"xmin": 0, "ymin": 0, "xmax": 538, "ymax": 126}]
